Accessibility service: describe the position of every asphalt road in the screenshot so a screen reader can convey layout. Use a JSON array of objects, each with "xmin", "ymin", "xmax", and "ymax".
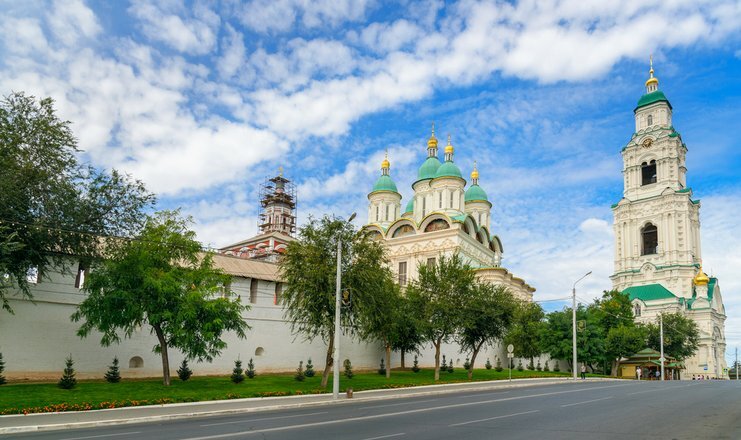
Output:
[{"xmin": 7, "ymin": 380, "xmax": 741, "ymax": 440}]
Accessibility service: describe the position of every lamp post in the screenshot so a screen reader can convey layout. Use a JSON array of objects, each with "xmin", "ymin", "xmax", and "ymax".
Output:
[
  {"xmin": 333, "ymin": 212, "xmax": 356, "ymax": 400},
  {"xmin": 572, "ymin": 271, "xmax": 592, "ymax": 380}
]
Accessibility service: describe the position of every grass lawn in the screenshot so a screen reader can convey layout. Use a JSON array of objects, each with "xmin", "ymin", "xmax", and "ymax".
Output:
[{"xmin": 0, "ymin": 368, "xmax": 571, "ymax": 415}]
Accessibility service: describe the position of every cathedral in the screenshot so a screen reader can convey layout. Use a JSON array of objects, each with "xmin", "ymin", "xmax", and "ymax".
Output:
[
  {"xmin": 611, "ymin": 61, "xmax": 727, "ymax": 378},
  {"xmin": 364, "ymin": 126, "xmax": 535, "ymax": 301}
]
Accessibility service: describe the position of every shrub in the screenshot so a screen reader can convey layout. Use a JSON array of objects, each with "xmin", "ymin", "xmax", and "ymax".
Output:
[
  {"xmin": 536, "ymin": 360, "xmax": 542, "ymax": 371},
  {"xmin": 58, "ymin": 355, "xmax": 77, "ymax": 389},
  {"xmin": 295, "ymin": 360, "xmax": 305, "ymax": 382},
  {"xmin": 463, "ymin": 358, "xmax": 471, "ymax": 371},
  {"xmin": 527, "ymin": 360, "xmax": 535, "ymax": 371},
  {"xmin": 448, "ymin": 361, "xmax": 454, "ymax": 373},
  {"xmin": 177, "ymin": 359, "xmax": 192, "ymax": 382},
  {"xmin": 104, "ymin": 357, "xmax": 121, "ymax": 383},
  {"xmin": 411, "ymin": 355, "xmax": 420, "ymax": 373},
  {"xmin": 517, "ymin": 360, "xmax": 524, "ymax": 372},
  {"xmin": 553, "ymin": 362, "xmax": 560, "ymax": 372},
  {"xmin": 485, "ymin": 358, "xmax": 492, "ymax": 370},
  {"xmin": 0, "ymin": 353, "xmax": 7, "ymax": 385},
  {"xmin": 378, "ymin": 358, "xmax": 386, "ymax": 375},
  {"xmin": 231, "ymin": 359, "xmax": 245, "ymax": 384},
  {"xmin": 495, "ymin": 358, "xmax": 503, "ymax": 372},
  {"xmin": 544, "ymin": 360, "xmax": 550, "ymax": 372},
  {"xmin": 441, "ymin": 355, "xmax": 447, "ymax": 370},
  {"xmin": 246, "ymin": 358, "xmax": 256, "ymax": 379},
  {"xmin": 343, "ymin": 359, "xmax": 354, "ymax": 379},
  {"xmin": 305, "ymin": 358, "xmax": 315, "ymax": 378}
]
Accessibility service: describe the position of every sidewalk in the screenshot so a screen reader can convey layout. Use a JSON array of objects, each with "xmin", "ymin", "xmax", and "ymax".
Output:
[{"xmin": 0, "ymin": 377, "xmax": 609, "ymax": 434}]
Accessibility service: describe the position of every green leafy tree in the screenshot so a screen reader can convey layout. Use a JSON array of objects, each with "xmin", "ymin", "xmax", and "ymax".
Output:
[
  {"xmin": 279, "ymin": 215, "xmax": 390, "ymax": 388},
  {"xmin": 606, "ymin": 324, "xmax": 646, "ymax": 375},
  {"xmin": 305, "ymin": 358, "xmax": 315, "ymax": 378},
  {"xmin": 390, "ymin": 295, "xmax": 424, "ymax": 369},
  {"xmin": 231, "ymin": 359, "xmax": 245, "ymax": 384},
  {"xmin": 355, "ymin": 271, "xmax": 401, "ymax": 378},
  {"xmin": 0, "ymin": 352, "xmax": 6, "ymax": 385},
  {"xmin": 177, "ymin": 359, "xmax": 192, "ymax": 381},
  {"xmin": 246, "ymin": 358, "xmax": 256, "ymax": 379},
  {"xmin": 72, "ymin": 211, "xmax": 249, "ymax": 386},
  {"xmin": 540, "ymin": 305, "xmax": 605, "ymax": 371},
  {"xmin": 504, "ymin": 301, "xmax": 545, "ymax": 367},
  {"xmin": 295, "ymin": 361, "xmax": 305, "ymax": 381},
  {"xmin": 58, "ymin": 355, "xmax": 77, "ymax": 389},
  {"xmin": 646, "ymin": 312, "xmax": 700, "ymax": 361},
  {"xmin": 406, "ymin": 254, "xmax": 474, "ymax": 380},
  {"xmin": 0, "ymin": 92, "xmax": 154, "ymax": 313},
  {"xmin": 104, "ymin": 357, "xmax": 121, "ymax": 383},
  {"xmin": 458, "ymin": 283, "xmax": 517, "ymax": 379}
]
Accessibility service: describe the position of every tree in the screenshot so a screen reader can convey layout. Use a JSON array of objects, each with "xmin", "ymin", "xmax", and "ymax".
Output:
[
  {"xmin": 177, "ymin": 359, "xmax": 192, "ymax": 381},
  {"xmin": 0, "ymin": 92, "xmax": 155, "ymax": 313},
  {"xmin": 355, "ymin": 273, "xmax": 403, "ymax": 378},
  {"xmin": 72, "ymin": 211, "xmax": 249, "ymax": 385},
  {"xmin": 406, "ymin": 254, "xmax": 474, "ymax": 381},
  {"xmin": 389, "ymin": 294, "xmax": 424, "ymax": 369},
  {"xmin": 504, "ymin": 301, "xmax": 545, "ymax": 368},
  {"xmin": 458, "ymin": 282, "xmax": 517, "ymax": 379},
  {"xmin": 246, "ymin": 358, "xmax": 256, "ymax": 379},
  {"xmin": 606, "ymin": 324, "xmax": 646, "ymax": 375},
  {"xmin": 58, "ymin": 355, "xmax": 77, "ymax": 389},
  {"xmin": 231, "ymin": 359, "xmax": 245, "ymax": 384},
  {"xmin": 646, "ymin": 312, "xmax": 700, "ymax": 361},
  {"xmin": 295, "ymin": 360, "xmax": 305, "ymax": 381},
  {"xmin": 279, "ymin": 215, "xmax": 390, "ymax": 388},
  {"xmin": 104, "ymin": 357, "xmax": 121, "ymax": 383},
  {"xmin": 305, "ymin": 358, "xmax": 315, "ymax": 377},
  {"xmin": 540, "ymin": 305, "xmax": 605, "ymax": 371}
]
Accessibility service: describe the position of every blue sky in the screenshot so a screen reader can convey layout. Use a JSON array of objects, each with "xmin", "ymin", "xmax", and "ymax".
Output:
[{"xmin": 1, "ymin": 0, "xmax": 740, "ymax": 364}]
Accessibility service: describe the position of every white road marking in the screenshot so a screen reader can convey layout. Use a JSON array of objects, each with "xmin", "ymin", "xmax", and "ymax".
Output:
[
  {"xmin": 361, "ymin": 433, "xmax": 405, "ymax": 440},
  {"xmin": 560, "ymin": 396, "xmax": 612, "ymax": 407},
  {"xmin": 449, "ymin": 410, "xmax": 539, "ymax": 427},
  {"xmin": 453, "ymin": 391, "xmax": 510, "ymax": 399},
  {"xmin": 58, "ymin": 432, "xmax": 141, "ymax": 440},
  {"xmin": 180, "ymin": 384, "xmax": 628, "ymax": 440},
  {"xmin": 359, "ymin": 399, "xmax": 436, "ymax": 410},
  {"xmin": 200, "ymin": 411, "xmax": 328, "ymax": 427}
]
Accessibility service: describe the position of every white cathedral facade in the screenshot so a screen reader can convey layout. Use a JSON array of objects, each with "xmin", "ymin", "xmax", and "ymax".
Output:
[{"xmin": 611, "ymin": 62, "xmax": 727, "ymax": 378}]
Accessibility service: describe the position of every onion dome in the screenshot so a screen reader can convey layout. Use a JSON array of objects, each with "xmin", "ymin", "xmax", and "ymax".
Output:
[
  {"xmin": 404, "ymin": 198, "xmax": 414, "ymax": 214},
  {"xmin": 693, "ymin": 265, "xmax": 710, "ymax": 286},
  {"xmin": 465, "ymin": 162, "xmax": 489, "ymax": 202},
  {"xmin": 434, "ymin": 135, "xmax": 462, "ymax": 179},
  {"xmin": 427, "ymin": 122, "xmax": 438, "ymax": 149},
  {"xmin": 371, "ymin": 152, "xmax": 399, "ymax": 193},
  {"xmin": 417, "ymin": 156, "xmax": 442, "ymax": 180},
  {"xmin": 636, "ymin": 56, "xmax": 671, "ymax": 111}
]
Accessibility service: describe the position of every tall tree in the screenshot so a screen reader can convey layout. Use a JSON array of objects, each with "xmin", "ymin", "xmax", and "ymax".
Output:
[
  {"xmin": 504, "ymin": 301, "xmax": 545, "ymax": 368},
  {"xmin": 606, "ymin": 324, "xmax": 647, "ymax": 375},
  {"xmin": 72, "ymin": 211, "xmax": 248, "ymax": 385},
  {"xmin": 0, "ymin": 92, "xmax": 154, "ymax": 313},
  {"xmin": 390, "ymin": 294, "xmax": 424, "ymax": 369},
  {"xmin": 458, "ymin": 282, "xmax": 517, "ymax": 379},
  {"xmin": 646, "ymin": 312, "xmax": 700, "ymax": 361},
  {"xmin": 279, "ymin": 216, "xmax": 390, "ymax": 388},
  {"xmin": 406, "ymin": 254, "xmax": 474, "ymax": 381},
  {"xmin": 540, "ymin": 305, "xmax": 605, "ymax": 371}
]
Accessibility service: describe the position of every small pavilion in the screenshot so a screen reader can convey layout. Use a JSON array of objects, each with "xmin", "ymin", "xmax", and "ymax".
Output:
[{"xmin": 617, "ymin": 348, "xmax": 684, "ymax": 380}]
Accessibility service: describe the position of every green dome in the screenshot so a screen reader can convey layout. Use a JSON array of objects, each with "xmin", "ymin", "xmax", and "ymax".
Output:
[
  {"xmin": 635, "ymin": 90, "xmax": 671, "ymax": 111},
  {"xmin": 465, "ymin": 184, "xmax": 489, "ymax": 202},
  {"xmin": 404, "ymin": 199, "xmax": 414, "ymax": 213},
  {"xmin": 417, "ymin": 157, "xmax": 442, "ymax": 180},
  {"xmin": 371, "ymin": 175, "xmax": 398, "ymax": 193},
  {"xmin": 434, "ymin": 161, "xmax": 463, "ymax": 179}
]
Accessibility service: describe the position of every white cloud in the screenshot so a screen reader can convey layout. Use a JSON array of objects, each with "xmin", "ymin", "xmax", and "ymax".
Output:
[
  {"xmin": 236, "ymin": 0, "xmax": 372, "ymax": 33},
  {"xmin": 46, "ymin": 0, "xmax": 101, "ymax": 47},
  {"xmin": 128, "ymin": 0, "xmax": 220, "ymax": 55}
]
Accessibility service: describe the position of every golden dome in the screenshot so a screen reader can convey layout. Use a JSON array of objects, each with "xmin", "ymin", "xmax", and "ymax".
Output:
[
  {"xmin": 471, "ymin": 167, "xmax": 479, "ymax": 180},
  {"xmin": 381, "ymin": 152, "xmax": 390, "ymax": 170},
  {"xmin": 444, "ymin": 135, "xmax": 454, "ymax": 154},
  {"xmin": 645, "ymin": 56, "xmax": 659, "ymax": 87},
  {"xmin": 427, "ymin": 122, "xmax": 438, "ymax": 149},
  {"xmin": 693, "ymin": 265, "xmax": 710, "ymax": 286}
]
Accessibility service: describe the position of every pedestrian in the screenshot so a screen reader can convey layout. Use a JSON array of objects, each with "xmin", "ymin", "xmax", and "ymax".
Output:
[
  {"xmin": 656, "ymin": 370, "xmax": 661, "ymax": 380},
  {"xmin": 636, "ymin": 366, "xmax": 642, "ymax": 380},
  {"xmin": 580, "ymin": 364, "xmax": 586, "ymax": 380}
]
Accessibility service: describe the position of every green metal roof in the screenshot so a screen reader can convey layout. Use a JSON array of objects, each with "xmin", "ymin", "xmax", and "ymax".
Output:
[
  {"xmin": 434, "ymin": 160, "xmax": 463, "ymax": 179},
  {"xmin": 635, "ymin": 90, "xmax": 672, "ymax": 111},
  {"xmin": 417, "ymin": 157, "xmax": 442, "ymax": 180},
  {"xmin": 404, "ymin": 198, "xmax": 414, "ymax": 213},
  {"xmin": 624, "ymin": 284, "xmax": 677, "ymax": 302},
  {"xmin": 465, "ymin": 184, "xmax": 489, "ymax": 202},
  {"xmin": 676, "ymin": 188, "xmax": 691, "ymax": 193},
  {"xmin": 370, "ymin": 175, "xmax": 398, "ymax": 193}
]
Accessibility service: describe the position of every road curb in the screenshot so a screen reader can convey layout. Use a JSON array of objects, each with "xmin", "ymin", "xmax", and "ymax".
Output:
[{"xmin": 0, "ymin": 378, "xmax": 618, "ymax": 434}]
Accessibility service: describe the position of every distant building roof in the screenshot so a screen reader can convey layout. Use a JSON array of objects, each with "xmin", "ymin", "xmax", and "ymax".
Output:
[
  {"xmin": 624, "ymin": 284, "xmax": 677, "ymax": 302},
  {"xmin": 211, "ymin": 253, "xmax": 281, "ymax": 282}
]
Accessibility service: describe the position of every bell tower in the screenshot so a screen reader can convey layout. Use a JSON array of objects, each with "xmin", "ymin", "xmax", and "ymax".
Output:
[{"xmin": 611, "ymin": 61, "xmax": 701, "ymax": 298}]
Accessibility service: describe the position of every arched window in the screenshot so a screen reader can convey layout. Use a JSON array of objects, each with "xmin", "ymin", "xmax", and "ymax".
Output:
[
  {"xmin": 641, "ymin": 160, "xmax": 657, "ymax": 185},
  {"xmin": 424, "ymin": 219, "xmax": 450, "ymax": 232},
  {"xmin": 392, "ymin": 224, "xmax": 415, "ymax": 238},
  {"xmin": 641, "ymin": 223, "xmax": 658, "ymax": 255},
  {"xmin": 450, "ymin": 192, "xmax": 454, "ymax": 208},
  {"xmin": 129, "ymin": 356, "xmax": 144, "ymax": 368},
  {"xmin": 439, "ymin": 192, "xmax": 443, "ymax": 209},
  {"xmin": 385, "ymin": 205, "xmax": 389, "ymax": 221},
  {"xmin": 647, "ymin": 114, "xmax": 653, "ymax": 126},
  {"xmin": 634, "ymin": 303, "xmax": 641, "ymax": 317},
  {"xmin": 255, "ymin": 347, "xmax": 265, "ymax": 356}
]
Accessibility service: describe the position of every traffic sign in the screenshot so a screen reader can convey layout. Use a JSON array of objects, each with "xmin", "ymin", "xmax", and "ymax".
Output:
[
  {"xmin": 507, "ymin": 353, "xmax": 514, "ymax": 358},
  {"xmin": 659, "ymin": 356, "xmax": 666, "ymax": 362},
  {"xmin": 507, "ymin": 344, "xmax": 514, "ymax": 353}
]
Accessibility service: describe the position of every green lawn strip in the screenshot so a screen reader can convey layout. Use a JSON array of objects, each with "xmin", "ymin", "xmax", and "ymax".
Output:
[{"xmin": 0, "ymin": 369, "xmax": 570, "ymax": 415}]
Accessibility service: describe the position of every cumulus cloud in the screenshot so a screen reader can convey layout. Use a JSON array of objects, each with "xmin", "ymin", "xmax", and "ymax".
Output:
[
  {"xmin": 128, "ymin": 0, "xmax": 220, "ymax": 55},
  {"xmin": 236, "ymin": 0, "xmax": 372, "ymax": 33}
]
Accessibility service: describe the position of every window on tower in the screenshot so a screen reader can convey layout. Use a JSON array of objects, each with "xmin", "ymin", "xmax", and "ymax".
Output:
[
  {"xmin": 647, "ymin": 114, "xmax": 653, "ymax": 126},
  {"xmin": 641, "ymin": 223, "xmax": 658, "ymax": 255},
  {"xmin": 641, "ymin": 160, "xmax": 657, "ymax": 185}
]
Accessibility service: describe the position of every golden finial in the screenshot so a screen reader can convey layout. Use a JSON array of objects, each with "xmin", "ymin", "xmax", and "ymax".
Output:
[
  {"xmin": 444, "ymin": 134, "xmax": 454, "ymax": 155},
  {"xmin": 471, "ymin": 160, "xmax": 479, "ymax": 180},
  {"xmin": 381, "ymin": 149, "xmax": 390, "ymax": 170},
  {"xmin": 645, "ymin": 54, "xmax": 659, "ymax": 88},
  {"xmin": 693, "ymin": 264, "xmax": 710, "ymax": 286},
  {"xmin": 427, "ymin": 122, "xmax": 438, "ymax": 149}
]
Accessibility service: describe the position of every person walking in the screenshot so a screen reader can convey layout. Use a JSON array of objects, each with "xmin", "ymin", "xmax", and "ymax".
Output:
[
  {"xmin": 580, "ymin": 364, "xmax": 586, "ymax": 380},
  {"xmin": 636, "ymin": 366, "xmax": 642, "ymax": 380}
]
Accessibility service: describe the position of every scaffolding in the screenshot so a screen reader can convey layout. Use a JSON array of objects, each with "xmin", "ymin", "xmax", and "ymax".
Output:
[{"xmin": 258, "ymin": 173, "xmax": 297, "ymax": 236}]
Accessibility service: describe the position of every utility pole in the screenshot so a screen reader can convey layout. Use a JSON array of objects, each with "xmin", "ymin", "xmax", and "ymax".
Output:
[
  {"xmin": 659, "ymin": 314, "xmax": 665, "ymax": 381},
  {"xmin": 572, "ymin": 271, "xmax": 592, "ymax": 381}
]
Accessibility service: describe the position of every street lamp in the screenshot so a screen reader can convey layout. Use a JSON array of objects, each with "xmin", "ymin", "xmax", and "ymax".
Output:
[
  {"xmin": 572, "ymin": 271, "xmax": 592, "ymax": 380},
  {"xmin": 333, "ymin": 212, "xmax": 356, "ymax": 400}
]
